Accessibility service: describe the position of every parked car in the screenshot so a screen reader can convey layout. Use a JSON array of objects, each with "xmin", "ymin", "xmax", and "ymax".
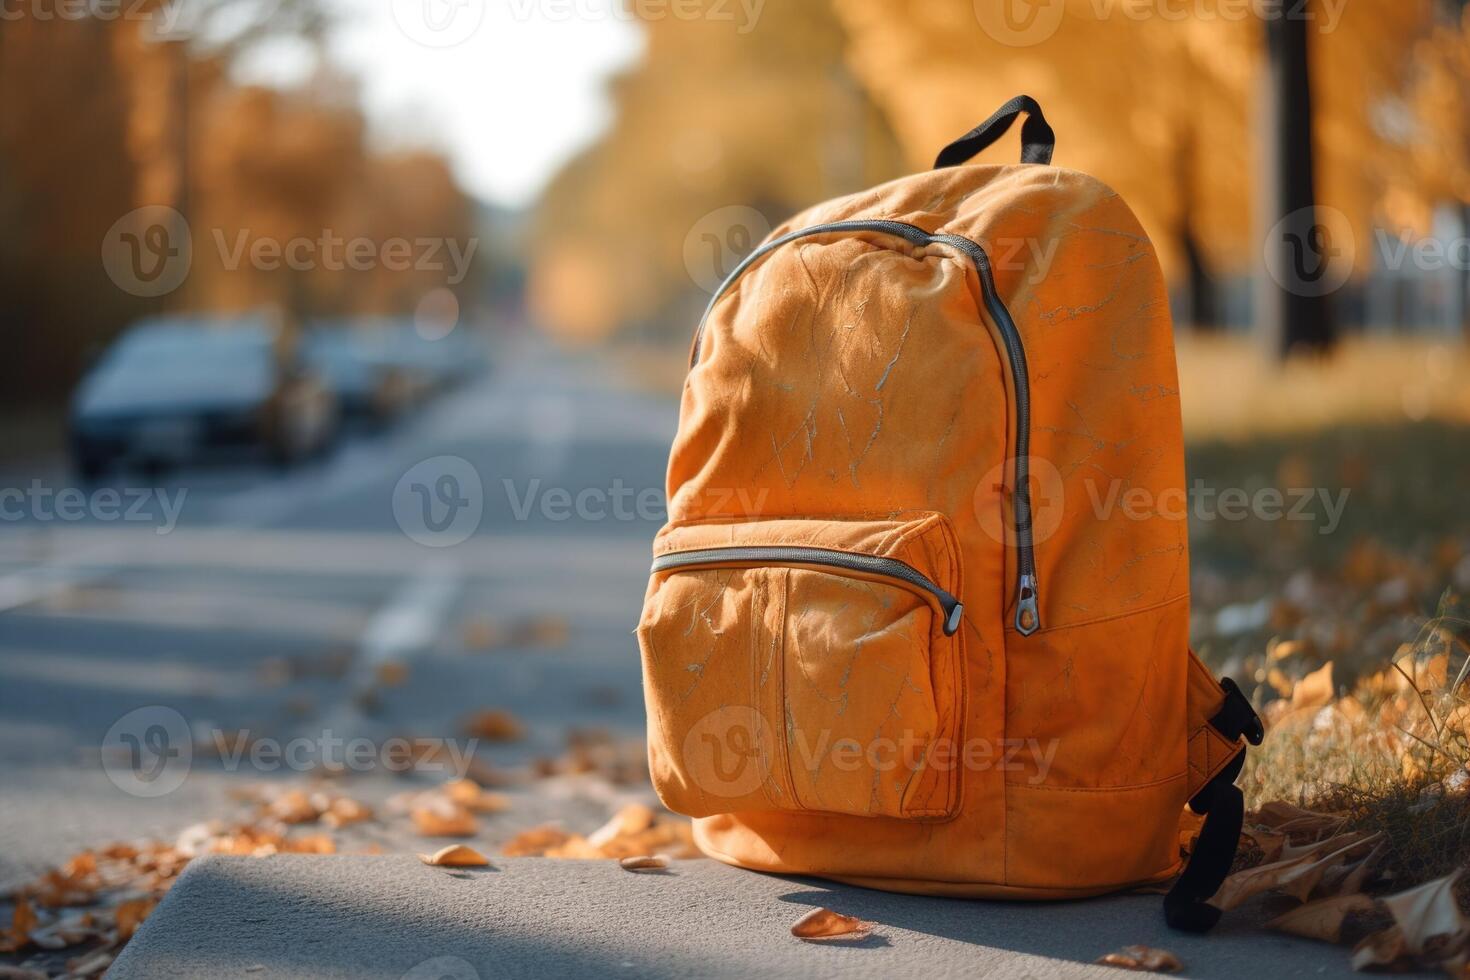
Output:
[
  {"xmin": 312, "ymin": 317, "xmax": 490, "ymax": 395},
  {"xmin": 302, "ymin": 326, "xmax": 430, "ymax": 428},
  {"xmin": 70, "ymin": 316, "xmax": 338, "ymax": 478},
  {"xmin": 386, "ymin": 321, "xmax": 490, "ymax": 389}
]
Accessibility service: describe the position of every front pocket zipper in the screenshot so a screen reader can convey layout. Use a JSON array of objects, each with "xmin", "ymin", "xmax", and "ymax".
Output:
[
  {"xmin": 639, "ymin": 513, "xmax": 965, "ymax": 820},
  {"xmin": 652, "ymin": 545, "xmax": 964, "ymax": 636},
  {"xmin": 688, "ymin": 219, "xmax": 1041, "ymax": 635}
]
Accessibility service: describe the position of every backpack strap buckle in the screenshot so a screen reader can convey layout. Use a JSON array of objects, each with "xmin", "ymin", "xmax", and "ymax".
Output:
[{"xmin": 1209, "ymin": 677, "xmax": 1264, "ymax": 746}]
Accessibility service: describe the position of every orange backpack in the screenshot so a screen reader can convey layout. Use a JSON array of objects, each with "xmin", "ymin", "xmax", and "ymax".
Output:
[{"xmin": 637, "ymin": 96, "xmax": 1262, "ymax": 931}]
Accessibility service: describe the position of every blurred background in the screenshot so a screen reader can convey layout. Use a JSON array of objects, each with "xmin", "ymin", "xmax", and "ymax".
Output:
[{"xmin": 5, "ymin": 0, "xmax": 1470, "ymax": 965}]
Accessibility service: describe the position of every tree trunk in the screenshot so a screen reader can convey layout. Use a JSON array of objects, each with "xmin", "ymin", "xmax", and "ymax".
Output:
[
  {"xmin": 1176, "ymin": 127, "xmax": 1218, "ymax": 330},
  {"xmin": 1257, "ymin": 4, "xmax": 1336, "ymax": 357}
]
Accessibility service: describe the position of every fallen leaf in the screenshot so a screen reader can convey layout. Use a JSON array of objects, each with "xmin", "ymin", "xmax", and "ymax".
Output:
[
  {"xmin": 462, "ymin": 710, "xmax": 524, "ymax": 742},
  {"xmin": 419, "ymin": 844, "xmax": 491, "ymax": 868},
  {"xmin": 461, "ymin": 617, "xmax": 507, "ymax": 651},
  {"xmin": 1266, "ymin": 667, "xmax": 1295, "ymax": 697},
  {"xmin": 1095, "ymin": 945, "xmax": 1183, "ymax": 972},
  {"xmin": 502, "ymin": 825, "xmax": 574, "ymax": 857},
  {"xmin": 442, "ymin": 779, "xmax": 510, "ymax": 814},
  {"xmin": 790, "ymin": 907, "xmax": 870, "ymax": 941},
  {"xmin": 321, "ymin": 797, "xmax": 373, "ymax": 828},
  {"xmin": 1366, "ymin": 870, "xmax": 1470, "ymax": 971},
  {"xmin": 281, "ymin": 834, "xmax": 336, "ymax": 855},
  {"xmin": 375, "ymin": 661, "xmax": 410, "ymax": 687},
  {"xmin": 1329, "ymin": 840, "xmax": 1384, "ymax": 896},
  {"xmin": 1210, "ymin": 832, "xmax": 1379, "ymax": 910},
  {"xmin": 1291, "ymin": 661, "xmax": 1335, "ymax": 711},
  {"xmin": 542, "ymin": 835, "xmax": 603, "ymax": 859},
  {"xmin": 0, "ymin": 897, "xmax": 37, "ymax": 953},
  {"xmin": 64, "ymin": 948, "xmax": 113, "ymax": 978},
  {"xmin": 1267, "ymin": 893, "xmax": 1376, "ymax": 943},
  {"xmin": 619, "ymin": 855, "xmax": 669, "ymax": 871},
  {"xmin": 411, "ymin": 802, "xmax": 478, "ymax": 838},
  {"xmin": 1241, "ymin": 826, "xmax": 1287, "ymax": 866},
  {"xmin": 1268, "ymin": 639, "xmax": 1306, "ymax": 663},
  {"xmin": 267, "ymin": 790, "xmax": 319, "ymax": 825},
  {"xmin": 513, "ymin": 615, "xmax": 570, "ymax": 648},
  {"xmin": 1250, "ymin": 802, "xmax": 1345, "ymax": 839},
  {"xmin": 114, "ymin": 897, "xmax": 157, "ymax": 941},
  {"xmin": 587, "ymin": 803, "xmax": 656, "ymax": 848},
  {"xmin": 1352, "ymin": 925, "xmax": 1407, "ymax": 971}
]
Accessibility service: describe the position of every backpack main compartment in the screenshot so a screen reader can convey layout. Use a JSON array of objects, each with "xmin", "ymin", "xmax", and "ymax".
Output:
[{"xmin": 638, "ymin": 118, "xmax": 1251, "ymax": 902}]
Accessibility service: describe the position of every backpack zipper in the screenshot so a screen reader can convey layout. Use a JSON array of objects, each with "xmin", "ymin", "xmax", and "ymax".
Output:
[
  {"xmin": 689, "ymin": 219, "xmax": 1041, "ymax": 635},
  {"xmin": 651, "ymin": 545, "xmax": 964, "ymax": 636}
]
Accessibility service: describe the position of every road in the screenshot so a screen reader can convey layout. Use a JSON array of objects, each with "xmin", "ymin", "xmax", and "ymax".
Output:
[{"xmin": 0, "ymin": 334, "xmax": 678, "ymax": 886}]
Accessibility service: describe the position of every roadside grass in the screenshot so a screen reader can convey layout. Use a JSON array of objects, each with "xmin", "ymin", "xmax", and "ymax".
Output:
[
  {"xmin": 1177, "ymin": 334, "xmax": 1470, "ymax": 440},
  {"xmin": 1180, "ymin": 338, "xmax": 1470, "ymax": 899}
]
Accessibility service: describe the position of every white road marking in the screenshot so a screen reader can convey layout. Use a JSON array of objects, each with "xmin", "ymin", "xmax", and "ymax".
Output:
[{"xmin": 320, "ymin": 562, "xmax": 463, "ymax": 733}]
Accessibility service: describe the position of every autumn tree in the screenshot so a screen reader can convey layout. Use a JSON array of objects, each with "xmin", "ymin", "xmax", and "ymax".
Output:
[
  {"xmin": 528, "ymin": 0, "xmax": 905, "ymax": 346},
  {"xmin": 0, "ymin": 13, "xmax": 147, "ymax": 405}
]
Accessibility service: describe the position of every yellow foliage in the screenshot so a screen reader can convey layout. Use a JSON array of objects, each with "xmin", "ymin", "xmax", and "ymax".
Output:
[{"xmin": 529, "ymin": 0, "xmax": 906, "ymax": 345}]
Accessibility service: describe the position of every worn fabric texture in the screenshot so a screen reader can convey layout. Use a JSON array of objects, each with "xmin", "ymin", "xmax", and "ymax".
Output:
[{"xmin": 637, "ymin": 162, "xmax": 1245, "ymax": 898}]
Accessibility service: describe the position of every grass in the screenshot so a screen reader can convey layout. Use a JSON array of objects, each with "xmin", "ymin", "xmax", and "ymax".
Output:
[{"xmin": 1177, "ymin": 335, "xmax": 1470, "ymax": 440}]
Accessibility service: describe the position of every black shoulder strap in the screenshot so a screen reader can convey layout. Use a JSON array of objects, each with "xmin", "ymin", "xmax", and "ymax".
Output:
[
  {"xmin": 1165, "ymin": 678, "xmax": 1264, "ymax": 932},
  {"xmin": 933, "ymin": 95, "xmax": 1055, "ymax": 168}
]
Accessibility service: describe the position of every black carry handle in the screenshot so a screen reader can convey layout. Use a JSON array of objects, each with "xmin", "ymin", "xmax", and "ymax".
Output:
[{"xmin": 933, "ymin": 95, "xmax": 1055, "ymax": 168}]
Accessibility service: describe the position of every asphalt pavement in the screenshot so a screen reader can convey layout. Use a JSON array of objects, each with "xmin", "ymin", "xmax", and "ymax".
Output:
[{"xmin": 0, "ymin": 334, "xmax": 675, "ymax": 885}]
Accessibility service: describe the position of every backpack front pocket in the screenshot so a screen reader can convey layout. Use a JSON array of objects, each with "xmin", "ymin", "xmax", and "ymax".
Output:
[{"xmin": 636, "ymin": 514, "xmax": 964, "ymax": 821}]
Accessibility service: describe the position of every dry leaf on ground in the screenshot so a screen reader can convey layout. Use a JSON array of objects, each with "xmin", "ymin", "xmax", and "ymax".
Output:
[
  {"xmin": 0, "ymin": 897, "xmax": 37, "ymax": 953},
  {"xmin": 1354, "ymin": 870, "xmax": 1470, "ymax": 972},
  {"xmin": 790, "ymin": 907, "xmax": 870, "ymax": 941},
  {"xmin": 461, "ymin": 709, "xmax": 524, "ymax": 742},
  {"xmin": 1210, "ymin": 832, "xmax": 1380, "ymax": 910},
  {"xmin": 321, "ymin": 797, "xmax": 373, "ymax": 828},
  {"xmin": 419, "ymin": 845, "xmax": 492, "ymax": 868},
  {"xmin": 1291, "ymin": 662, "xmax": 1335, "ymax": 711},
  {"xmin": 587, "ymin": 804, "xmax": 656, "ymax": 847},
  {"xmin": 1095, "ymin": 945, "xmax": 1183, "ymax": 972},
  {"xmin": 619, "ymin": 855, "xmax": 669, "ymax": 872},
  {"xmin": 1266, "ymin": 893, "xmax": 1377, "ymax": 943},
  {"xmin": 267, "ymin": 789, "xmax": 319, "ymax": 825},
  {"xmin": 1251, "ymin": 802, "xmax": 1346, "ymax": 840},
  {"xmin": 502, "ymin": 825, "xmax": 575, "ymax": 857},
  {"xmin": 442, "ymin": 778, "xmax": 510, "ymax": 814},
  {"xmin": 410, "ymin": 801, "xmax": 479, "ymax": 838},
  {"xmin": 114, "ymin": 897, "xmax": 157, "ymax": 941},
  {"xmin": 502, "ymin": 807, "xmax": 697, "ymax": 861}
]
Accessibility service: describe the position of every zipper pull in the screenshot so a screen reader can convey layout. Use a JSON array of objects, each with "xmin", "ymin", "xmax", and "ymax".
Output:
[
  {"xmin": 943, "ymin": 602, "xmax": 964, "ymax": 636},
  {"xmin": 1014, "ymin": 573, "xmax": 1040, "ymax": 636}
]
